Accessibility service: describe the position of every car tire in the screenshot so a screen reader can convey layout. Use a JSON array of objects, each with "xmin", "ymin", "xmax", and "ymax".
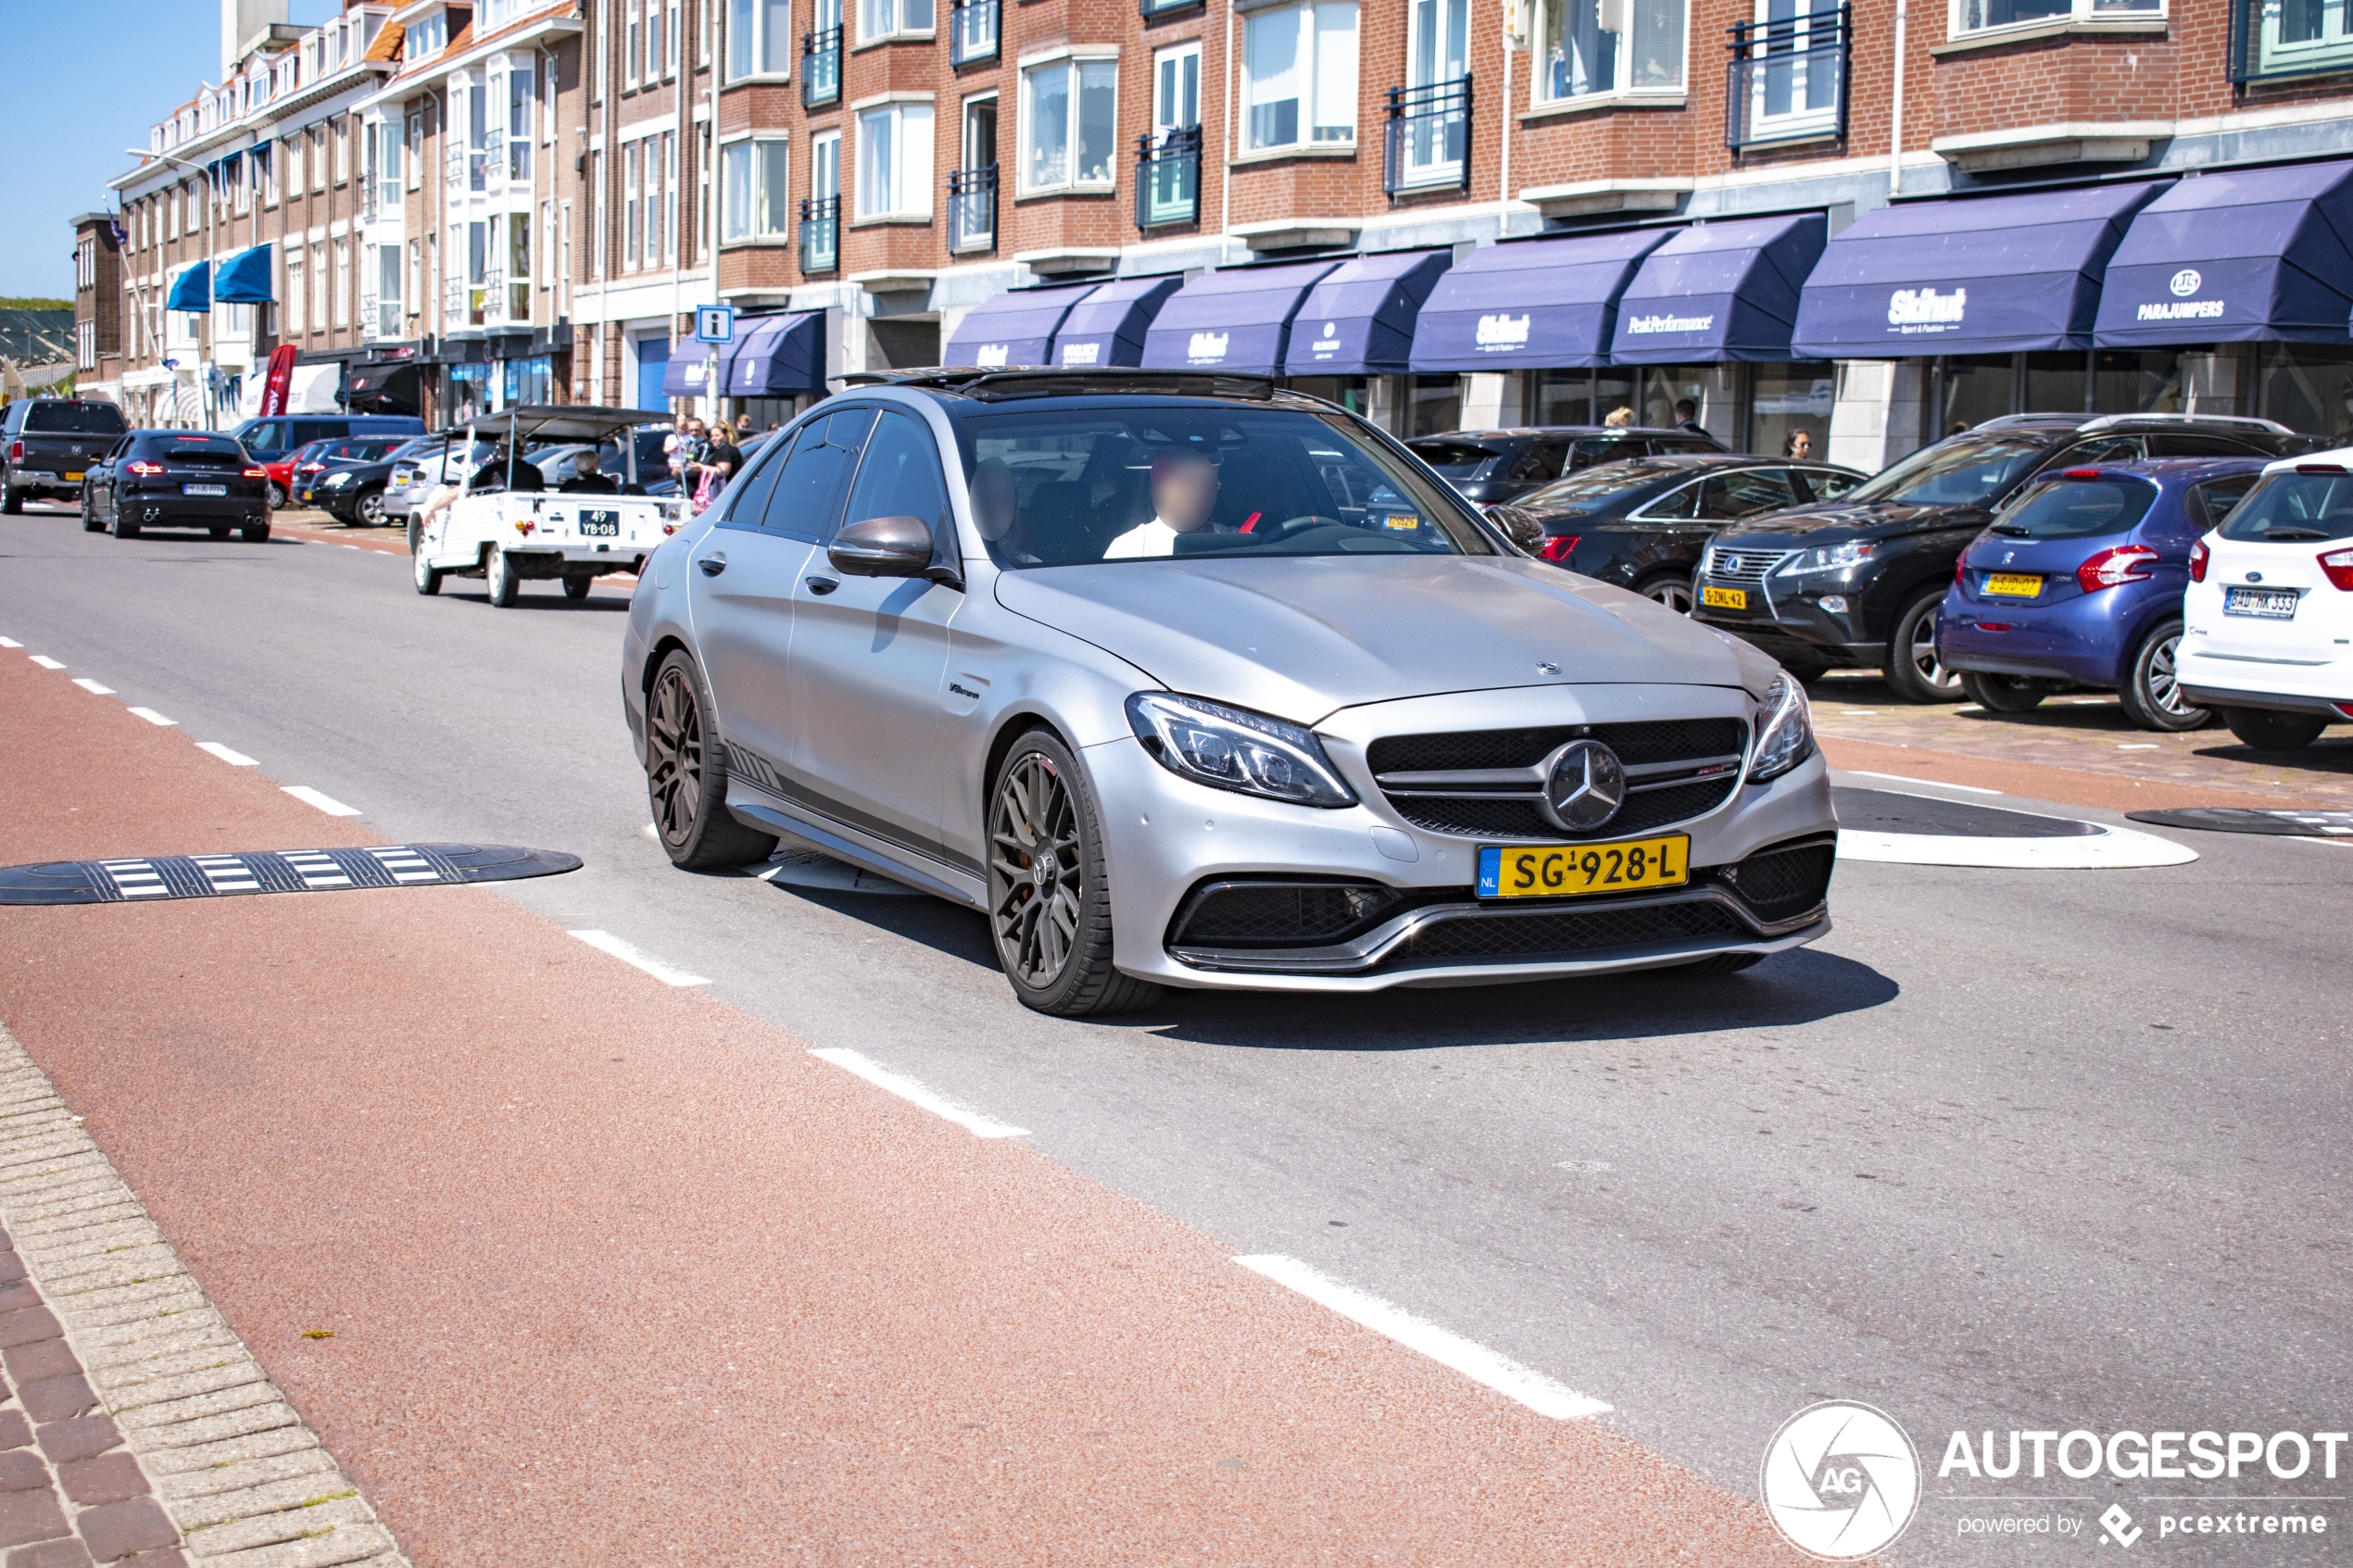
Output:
[
  {"xmin": 644, "ymin": 650, "xmax": 779, "ymax": 871},
  {"xmin": 1884, "ymin": 590, "xmax": 1964, "ymax": 704},
  {"xmin": 2117, "ymin": 619, "xmax": 2208, "ymax": 733},
  {"xmin": 563, "ymin": 574, "xmax": 593, "ymax": 600},
  {"xmin": 109, "ymin": 510, "xmax": 140, "ymax": 540},
  {"xmin": 485, "ymin": 544, "xmax": 522, "ymax": 607},
  {"xmin": 242, "ymin": 521, "xmax": 270, "ymax": 543},
  {"xmin": 412, "ymin": 537, "xmax": 444, "ymax": 596},
  {"xmin": 986, "ymin": 730, "xmax": 1163, "ymax": 1019},
  {"xmin": 2222, "ymin": 708, "xmax": 2327, "ymax": 752},
  {"xmin": 1960, "ymin": 671, "xmax": 2048, "ymax": 715},
  {"xmin": 209, "ymin": 525, "xmax": 233, "ymax": 539},
  {"xmin": 80, "ymin": 489, "xmax": 101, "ymax": 533},
  {"xmin": 266, "ymin": 483, "xmax": 286, "ymax": 509},
  {"xmin": 1, "ymin": 480, "xmax": 19, "ymax": 516},
  {"xmin": 406, "ymin": 516, "xmax": 422, "ymax": 555},
  {"xmin": 355, "ymin": 487, "xmax": 385, "ymax": 527},
  {"xmin": 1636, "ymin": 573, "xmax": 1695, "ymax": 614}
]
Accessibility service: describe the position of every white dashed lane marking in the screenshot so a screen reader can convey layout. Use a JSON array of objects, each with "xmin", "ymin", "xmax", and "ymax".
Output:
[
  {"xmin": 1233, "ymin": 1254, "xmax": 1612, "ymax": 1422},
  {"xmin": 0, "ymin": 637, "xmax": 19, "ymax": 648},
  {"xmin": 195, "ymin": 742, "xmax": 259, "ymax": 767},
  {"xmin": 567, "ymin": 929, "xmax": 711, "ymax": 987},
  {"xmin": 808, "ymin": 1047, "xmax": 1030, "ymax": 1139},
  {"xmin": 28, "ymin": 656, "xmax": 65, "ymax": 671},
  {"xmin": 282, "ymin": 785, "xmax": 361, "ymax": 817},
  {"xmin": 71, "ymin": 678, "xmax": 114, "ymax": 695},
  {"xmin": 127, "ymin": 709, "xmax": 177, "ymax": 727}
]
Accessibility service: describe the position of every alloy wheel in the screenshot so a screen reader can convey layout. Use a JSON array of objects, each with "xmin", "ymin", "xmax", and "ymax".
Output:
[
  {"xmin": 2145, "ymin": 631, "xmax": 2189, "ymax": 718},
  {"xmin": 1643, "ymin": 579, "xmax": 1695, "ymax": 614},
  {"xmin": 1909, "ymin": 613, "xmax": 1956, "ymax": 692},
  {"xmin": 989, "ymin": 753, "xmax": 1085, "ymax": 988},
  {"xmin": 646, "ymin": 668, "xmax": 705, "ymax": 846}
]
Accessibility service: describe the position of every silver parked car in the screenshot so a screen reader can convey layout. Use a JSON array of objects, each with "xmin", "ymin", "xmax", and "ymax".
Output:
[{"xmin": 622, "ymin": 370, "xmax": 1835, "ymax": 1016}]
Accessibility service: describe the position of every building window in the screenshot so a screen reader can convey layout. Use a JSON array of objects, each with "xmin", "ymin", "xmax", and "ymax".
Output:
[
  {"xmin": 1021, "ymin": 57, "xmax": 1116, "ymax": 192},
  {"xmin": 648, "ymin": 0, "xmax": 667, "ymax": 77},
  {"xmin": 856, "ymin": 102, "xmax": 933, "ymax": 219},
  {"xmin": 1727, "ymin": 1, "xmax": 1848, "ymax": 148},
  {"xmin": 724, "ymin": 138, "xmax": 792, "ymax": 240},
  {"xmin": 467, "ymin": 220, "xmax": 488, "ymax": 324},
  {"xmin": 509, "ymin": 64, "xmax": 535, "ymax": 181},
  {"xmin": 334, "ymin": 117, "xmax": 350, "ymax": 184},
  {"xmin": 1957, "ymin": 0, "xmax": 2158, "ymax": 36},
  {"xmin": 624, "ymin": 143, "xmax": 643, "ymax": 268},
  {"xmin": 509, "ymin": 216, "xmax": 531, "ymax": 321},
  {"xmin": 1241, "ymin": 3, "xmax": 1358, "ymax": 151},
  {"xmin": 661, "ymin": 130, "xmax": 679, "ymax": 263},
  {"xmin": 407, "ymin": 237, "xmax": 422, "ymax": 317},
  {"xmin": 333, "ymin": 239, "xmax": 351, "ymax": 328},
  {"xmin": 285, "ymin": 252, "xmax": 306, "ymax": 336},
  {"xmin": 730, "ymin": 0, "xmax": 795, "ymax": 76},
  {"xmin": 592, "ymin": 150, "xmax": 607, "ymax": 277},
  {"xmin": 1534, "ymin": 0, "xmax": 1687, "ymax": 103},
  {"xmin": 803, "ymin": 128, "xmax": 841, "ymax": 270},
  {"xmin": 2228, "ymin": 0, "xmax": 2341, "ymax": 79},
  {"xmin": 627, "ymin": 1, "xmax": 644, "ymax": 84},
  {"xmin": 859, "ymin": 0, "xmax": 934, "ymax": 41},
  {"xmin": 77, "ymin": 320, "xmax": 94, "ymax": 372}
]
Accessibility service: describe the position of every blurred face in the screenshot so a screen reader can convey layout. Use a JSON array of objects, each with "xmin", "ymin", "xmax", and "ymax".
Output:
[
  {"xmin": 972, "ymin": 462, "xmax": 1018, "ymax": 541},
  {"xmin": 1790, "ymin": 431, "xmax": 1813, "ymax": 458},
  {"xmin": 1151, "ymin": 451, "xmax": 1219, "ymax": 533},
  {"xmin": 576, "ymin": 449, "xmax": 601, "ymax": 475}
]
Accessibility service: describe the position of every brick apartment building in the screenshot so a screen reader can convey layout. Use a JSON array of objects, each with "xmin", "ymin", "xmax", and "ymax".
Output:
[{"xmin": 79, "ymin": 0, "xmax": 2353, "ymax": 467}]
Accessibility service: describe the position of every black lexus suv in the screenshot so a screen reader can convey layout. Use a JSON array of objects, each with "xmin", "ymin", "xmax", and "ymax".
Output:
[{"xmin": 1691, "ymin": 414, "xmax": 2318, "ymax": 700}]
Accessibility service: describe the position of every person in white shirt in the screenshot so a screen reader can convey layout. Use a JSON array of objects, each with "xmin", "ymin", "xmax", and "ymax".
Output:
[{"xmin": 1102, "ymin": 446, "xmax": 1219, "ymax": 558}]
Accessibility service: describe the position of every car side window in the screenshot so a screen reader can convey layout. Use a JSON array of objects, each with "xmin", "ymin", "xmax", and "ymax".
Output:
[
  {"xmin": 2189, "ymin": 475, "xmax": 2260, "ymax": 530},
  {"xmin": 841, "ymin": 410, "xmax": 955, "ymax": 562},
  {"xmin": 1504, "ymin": 442, "xmax": 1564, "ymax": 483},
  {"xmin": 715, "ymin": 425, "xmax": 793, "ymax": 531},
  {"xmin": 1567, "ymin": 438, "xmax": 1639, "ymax": 472},
  {"xmin": 1698, "ymin": 468, "xmax": 1799, "ymax": 520},
  {"xmin": 2054, "ymin": 435, "xmax": 2143, "ymax": 467},
  {"xmin": 1798, "ymin": 467, "xmax": 1862, "ymax": 503},
  {"xmin": 292, "ymin": 420, "xmax": 338, "ymax": 446},
  {"xmin": 2150, "ymin": 433, "xmax": 2259, "ymax": 458},
  {"xmin": 757, "ymin": 408, "xmax": 876, "ymax": 542},
  {"xmin": 1641, "ymin": 481, "xmax": 1702, "ymax": 521}
]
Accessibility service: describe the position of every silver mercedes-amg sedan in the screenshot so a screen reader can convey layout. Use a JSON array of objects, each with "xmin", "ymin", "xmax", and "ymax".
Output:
[{"xmin": 623, "ymin": 370, "xmax": 1834, "ymax": 1016}]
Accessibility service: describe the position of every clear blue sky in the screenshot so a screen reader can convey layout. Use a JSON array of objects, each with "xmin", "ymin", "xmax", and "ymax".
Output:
[{"xmin": 0, "ymin": 0, "xmax": 337, "ymax": 300}]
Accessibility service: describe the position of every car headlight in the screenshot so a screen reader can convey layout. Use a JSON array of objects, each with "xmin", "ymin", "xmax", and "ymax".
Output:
[
  {"xmin": 1777, "ymin": 540, "xmax": 1876, "ymax": 576},
  {"xmin": 322, "ymin": 471, "xmax": 352, "ymax": 487},
  {"xmin": 1125, "ymin": 692, "xmax": 1357, "ymax": 808},
  {"xmin": 1747, "ymin": 673, "xmax": 1814, "ymax": 784}
]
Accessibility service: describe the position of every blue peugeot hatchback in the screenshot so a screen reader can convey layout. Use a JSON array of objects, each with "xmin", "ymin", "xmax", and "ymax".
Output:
[{"xmin": 1936, "ymin": 458, "xmax": 2266, "ymax": 731}]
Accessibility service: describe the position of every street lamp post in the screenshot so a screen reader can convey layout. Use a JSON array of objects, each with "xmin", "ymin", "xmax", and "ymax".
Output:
[{"xmin": 131, "ymin": 147, "xmax": 217, "ymax": 430}]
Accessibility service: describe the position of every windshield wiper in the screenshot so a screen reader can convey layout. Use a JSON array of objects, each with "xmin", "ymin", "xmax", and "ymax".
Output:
[
  {"xmin": 1989, "ymin": 522, "xmax": 2032, "ymax": 537},
  {"xmin": 2262, "ymin": 525, "xmax": 2331, "ymax": 541}
]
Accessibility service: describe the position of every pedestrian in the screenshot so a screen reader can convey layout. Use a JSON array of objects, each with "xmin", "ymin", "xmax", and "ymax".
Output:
[
  {"xmin": 1604, "ymin": 406, "xmax": 1635, "ymax": 428},
  {"xmin": 1672, "ymin": 398, "xmax": 1709, "ymax": 437},
  {"xmin": 692, "ymin": 420, "xmax": 743, "ymax": 513},
  {"xmin": 1782, "ymin": 429, "xmax": 1815, "ymax": 460}
]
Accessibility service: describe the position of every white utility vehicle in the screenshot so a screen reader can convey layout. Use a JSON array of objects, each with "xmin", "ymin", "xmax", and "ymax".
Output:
[
  {"xmin": 2179, "ymin": 445, "xmax": 2353, "ymax": 749},
  {"xmin": 410, "ymin": 405, "xmax": 684, "ymax": 606}
]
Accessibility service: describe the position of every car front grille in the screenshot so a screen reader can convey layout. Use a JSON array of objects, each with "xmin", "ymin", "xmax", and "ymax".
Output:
[
  {"xmin": 1720, "ymin": 839, "xmax": 1835, "ymax": 922},
  {"xmin": 1383, "ymin": 898, "xmax": 1748, "ymax": 968},
  {"xmin": 1701, "ymin": 546, "xmax": 1795, "ymax": 585},
  {"xmin": 1168, "ymin": 879, "xmax": 1416, "ymax": 949},
  {"xmin": 1366, "ymin": 718, "xmax": 1748, "ymax": 842}
]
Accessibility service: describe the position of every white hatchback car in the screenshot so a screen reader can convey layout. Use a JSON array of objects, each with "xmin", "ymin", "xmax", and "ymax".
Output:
[{"xmin": 2178, "ymin": 447, "xmax": 2353, "ymax": 749}]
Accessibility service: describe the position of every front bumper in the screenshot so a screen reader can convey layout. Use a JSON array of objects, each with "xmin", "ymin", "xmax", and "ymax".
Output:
[
  {"xmin": 1692, "ymin": 587, "xmax": 1880, "ymax": 666},
  {"xmin": 1086, "ymin": 687, "xmax": 1836, "ymax": 993}
]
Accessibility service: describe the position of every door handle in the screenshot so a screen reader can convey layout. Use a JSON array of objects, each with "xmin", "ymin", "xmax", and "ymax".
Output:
[
  {"xmin": 698, "ymin": 553, "xmax": 726, "ymax": 576},
  {"xmin": 803, "ymin": 575, "xmax": 839, "ymax": 596}
]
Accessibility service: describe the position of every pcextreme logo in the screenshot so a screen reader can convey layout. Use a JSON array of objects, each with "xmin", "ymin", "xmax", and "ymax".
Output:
[{"xmin": 1761, "ymin": 1401, "xmax": 1922, "ymax": 1560}]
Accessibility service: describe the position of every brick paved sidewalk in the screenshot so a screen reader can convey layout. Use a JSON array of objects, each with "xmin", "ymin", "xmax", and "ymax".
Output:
[
  {"xmin": 1806, "ymin": 670, "xmax": 2353, "ymax": 808},
  {"xmin": 0, "ymin": 1030, "xmax": 403, "ymax": 1568}
]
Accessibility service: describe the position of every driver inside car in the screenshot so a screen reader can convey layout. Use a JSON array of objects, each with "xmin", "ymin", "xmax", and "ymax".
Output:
[
  {"xmin": 1102, "ymin": 446, "xmax": 1219, "ymax": 559},
  {"xmin": 969, "ymin": 457, "xmax": 1036, "ymax": 563}
]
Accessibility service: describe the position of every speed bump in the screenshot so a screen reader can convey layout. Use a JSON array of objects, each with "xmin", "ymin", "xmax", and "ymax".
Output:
[{"xmin": 0, "ymin": 844, "xmax": 581, "ymax": 906}]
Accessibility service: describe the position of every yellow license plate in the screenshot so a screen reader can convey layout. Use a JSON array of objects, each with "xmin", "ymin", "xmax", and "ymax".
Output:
[
  {"xmin": 1478, "ymin": 835, "xmax": 1691, "ymax": 899},
  {"xmin": 1983, "ymin": 572, "xmax": 2044, "ymax": 597},
  {"xmin": 1701, "ymin": 584, "xmax": 1747, "ymax": 609},
  {"xmin": 63, "ymin": 471, "xmax": 83, "ymax": 483}
]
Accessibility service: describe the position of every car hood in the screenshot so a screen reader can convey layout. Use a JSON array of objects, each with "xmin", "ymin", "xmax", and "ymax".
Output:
[
  {"xmin": 1712, "ymin": 498, "xmax": 1986, "ymax": 546},
  {"xmin": 993, "ymin": 553, "xmax": 1774, "ymax": 725}
]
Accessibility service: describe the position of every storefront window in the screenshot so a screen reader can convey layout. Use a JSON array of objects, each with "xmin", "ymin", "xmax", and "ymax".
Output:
[
  {"xmin": 2093, "ymin": 352, "xmax": 2182, "ymax": 418},
  {"xmin": 1750, "ymin": 365, "xmax": 1833, "ymax": 458},
  {"xmin": 1286, "ymin": 375, "xmax": 1370, "ymax": 416},
  {"xmin": 1409, "ymin": 373, "xmax": 1461, "ymax": 436},
  {"xmin": 448, "ymin": 362, "xmax": 491, "ymax": 424},
  {"xmin": 503, "ymin": 356, "xmax": 553, "ymax": 408},
  {"xmin": 2024, "ymin": 351, "xmax": 2093, "ymax": 419},
  {"xmin": 1936, "ymin": 355, "xmax": 2012, "ymax": 437},
  {"xmin": 2258, "ymin": 345, "xmax": 2353, "ymax": 445}
]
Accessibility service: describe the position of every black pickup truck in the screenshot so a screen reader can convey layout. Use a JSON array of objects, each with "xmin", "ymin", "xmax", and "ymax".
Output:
[{"xmin": 3, "ymin": 399, "xmax": 130, "ymax": 513}]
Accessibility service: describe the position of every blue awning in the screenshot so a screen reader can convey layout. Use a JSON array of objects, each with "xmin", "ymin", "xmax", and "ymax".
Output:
[
  {"xmin": 1608, "ymin": 214, "xmax": 1826, "ymax": 364},
  {"xmin": 1410, "ymin": 229, "xmax": 1671, "ymax": 372},
  {"xmin": 1140, "ymin": 260, "xmax": 1340, "ymax": 375},
  {"xmin": 2094, "ymin": 160, "xmax": 2353, "ymax": 347},
  {"xmin": 213, "ymin": 245, "xmax": 274, "ymax": 305},
  {"xmin": 166, "ymin": 263, "xmax": 210, "ymax": 313},
  {"xmin": 1281, "ymin": 250, "xmax": 1453, "ymax": 376},
  {"xmin": 942, "ymin": 282, "xmax": 1094, "ymax": 370},
  {"xmin": 661, "ymin": 347, "xmax": 717, "ymax": 398},
  {"xmin": 1050, "ymin": 275, "xmax": 1181, "ymax": 368},
  {"xmin": 1793, "ymin": 182, "xmax": 2167, "ymax": 358},
  {"xmin": 725, "ymin": 311, "xmax": 826, "ymax": 396}
]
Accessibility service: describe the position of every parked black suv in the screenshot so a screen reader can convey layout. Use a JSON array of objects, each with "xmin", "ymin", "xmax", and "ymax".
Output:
[
  {"xmin": 3, "ymin": 398, "xmax": 129, "ymax": 513},
  {"xmin": 1691, "ymin": 414, "xmax": 2318, "ymax": 700},
  {"xmin": 1408, "ymin": 425, "xmax": 1727, "ymax": 506},
  {"xmin": 1493, "ymin": 454, "xmax": 1866, "ymax": 611}
]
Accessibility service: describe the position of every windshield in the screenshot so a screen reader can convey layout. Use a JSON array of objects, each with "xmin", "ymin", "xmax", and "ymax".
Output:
[
  {"xmin": 1404, "ymin": 439, "xmax": 1501, "ymax": 478},
  {"xmin": 1990, "ymin": 476, "xmax": 2158, "ymax": 540},
  {"xmin": 1515, "ymin": 459, "xmax": 1684, "ymax": 513},
  {"xmin": 24, "ymin": 403, "xmax": 127, "ymax": 435},
  {"xmin": 1843, "ymin": 434, "xmax": 2049, "ymax": 508},
  {"xmin": 2218, "ymin": 470, "xmax": 2353, "ymax": 544},
  {"xmin": 959, "ymin": 405, "xmax": 1499, "ymax": 569}
]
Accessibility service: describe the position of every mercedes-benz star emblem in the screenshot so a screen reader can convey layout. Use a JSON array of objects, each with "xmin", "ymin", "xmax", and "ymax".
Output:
[{"xmin": 1540, "ymin": 740, "xmax": 1628, "ymax": 834}]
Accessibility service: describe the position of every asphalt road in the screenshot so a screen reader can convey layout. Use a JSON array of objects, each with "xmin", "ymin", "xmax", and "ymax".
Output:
[{"xmin": 5, "ymin": 507, "xmax": 2348, "ymax": 1563}]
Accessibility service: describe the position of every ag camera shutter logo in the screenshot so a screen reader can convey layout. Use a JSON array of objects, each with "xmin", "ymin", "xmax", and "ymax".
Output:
[
  {"xmin": 1761, "ymin": 1401, "xmax": 1921, "ymax": 1560},
  {"xmin": 2171, "ymin": 268, "xmax": 2203, "ymax": 297}
]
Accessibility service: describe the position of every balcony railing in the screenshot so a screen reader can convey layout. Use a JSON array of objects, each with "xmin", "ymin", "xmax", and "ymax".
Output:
[
  {"xmin": 949, "ymin": 164, "xmax": 998, "ymax": 252},
  {"xmin": 1135, "ymin": 127, "xmax": 1202, "ymax": 228},
  {"xmin": 1726, "ymin": 4, "xmax": 1850, "ymax": 150},
  {"xmin": 950, "ymin": 0, "xmax": 998, "ymax": 64},
  {"xmin": 799, "ymin": 195, "xmax": 839, "ymax": 273},
  {"xmin": 2229, "ymin": 0, "xmax": 2353, "ymax": 83},
  {"xmin": 802, "ymin": 27, "xmax": 841, "ymax": 107},
  {"xmin": 1382, "ymin": 77, "xmax": 1471, "ymax": 198}
]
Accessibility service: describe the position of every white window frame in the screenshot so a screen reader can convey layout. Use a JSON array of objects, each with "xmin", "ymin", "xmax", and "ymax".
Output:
[
  {"xmin": 1742, "ymin": 0, "xmax": 1841, "ymax": 140},
  {"xmin": 729, "ymin": 0, "xmax": 797, "ymax": 79},
  {"xmin": 858, "ymin": 0, "xmax": 935, "ymax": 44},
  {"xmin": 624, "ymin": 142, "xmax": 643, "ymax": 269},
  {"xmin": 1239, "ymin": 2, "xmax": 1359, "ymax": 153},
  {"xmin": 1949, "ymin": 0, "xmax": 2160, "ymax": 40},
  {"xmin": 722, "ymin": 134, "xmax": 794, "ymax": 241},
  {"xmin": 1018, "ymin": 50, "xmax": 1119, "ymax": 194},
  {"xmin": 1529, "ymin": 0, "xmax": 1690, "ymax": 108},
  {"xmin": 661, "ymin": 130, "xmax": 679, "ymax": 264},
  {"xmin": 1152, "ymin": 40, "xmax": 1202, "ymax": 138},
  {"xmin": 284, "ymin": 249, "xmax": 306, "ymax": 336},
  {"xmin": 407, "ymin": 236, "xmax": 422, "ymax": 317},
  {"xmin": 333, "ymin": 238, "xmax": 351, "ymax": 329},
  {"xmin": 854, "ymin": 100, "xmax": 933, "ymax": 220},
  {"xmin": 626, "ymin": 0, "xmax": 644, "ymax": 86}
]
